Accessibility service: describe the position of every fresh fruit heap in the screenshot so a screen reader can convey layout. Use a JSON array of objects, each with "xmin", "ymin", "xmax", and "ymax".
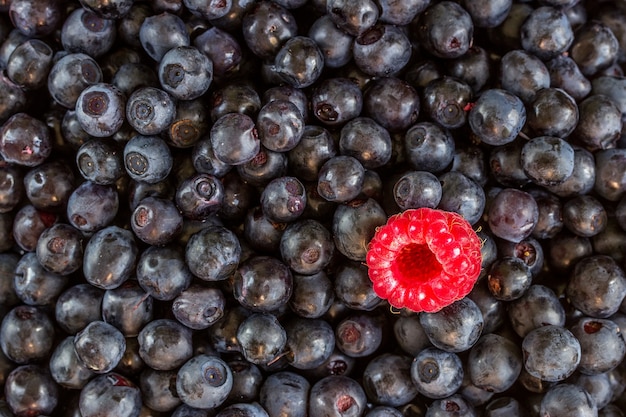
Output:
[{"xmin": 1, "ymin": 0, "xmax": 626, "ymax": 416}]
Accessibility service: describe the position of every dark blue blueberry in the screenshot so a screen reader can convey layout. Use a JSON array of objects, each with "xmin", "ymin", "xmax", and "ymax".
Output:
[
  {"xmin": 167, "ymin": 98, "xmax": 210, "ymax": 149},
  {"xmin": 468, "ymin": 333, "xmax": 522, "ymax": 393},
  {"xmin": 289, "ymin": 271, "xmax": 334, "ymax": 319},
  {"xmin": 67, "ymin": 181, "xmax": 119, "ymax": 233},
  {"xmin": 236, "ymin": 313, "xmax": 287, "ymax": 365},
  {"xmin": 488, "ymin": 188, "xmax": 539, "ymax": 243},
  {"xmin": 5, "ymin": 365, "xmax": 59, "ymax": 417},
  {"xmin": 539, "ymin": 384, "xmax": 597, "ymax": 417},
  {"xmin": 14, "ymin": 251, "xmax": 67, "ymax": 306},
  {"xmin": 279, "ymin": 219, "xmax": 334, "ymax": 275},
  {"xmin": 257, "ymin": 99, "xmax": 304, "ymax": 152},
  {"xmin": 233, "ymin": 255, "xmax": 293, "ymax": 312},
  {"xmin": 11, "ymin": 205, "xmax": 55, "ymax": 253},
  {"xmin": 273, "ymin": 36, "xmax": 324, "ymax": 89},
  {"xmin": 353, "ymin": 24, "xmax": 412, "ymax": 77},
  {"xmin": 9, "ymin": 0, "xmax": 62, "ymax": 37},
  {"xmin": 411, "ymin": 347, "xmax": 463, "ymax": 399},
  {"xmin": 335, "ymin": 312, "xmax": 384, "ymax": 358},
  {"xmin": 284, "ymin": 317, "xmax": 336, "ymax": 369},
  {"xmin": 126, "ymin": 87, "xmax": 176, "ymax": 136},
  {"xmin": 124, "ymin": 135, "xmax": 173, "ymax": 184},
  {"xmin": 562, "ymin": 195, "xmax": 607, "ymax": 238},
  {"xmin": 6, "ymin": 38, "xmax": 53, "ymax": 91},
  {"xmin": 260, "ymin": 176, "xmax": 307, "ymax": 223},
  {"xmin": 546, "ymin": 54, "xmax": 591, "ymax": 101},
  {"xmin": 76, "ymin": 139, "xmax": 124, "ymax": 185},
  {"xmin": 172, "ymin": 284, "xmax": 225, "ymax": 330},
  {"xmin": 339, "ymin": 117, "xmax": 392, "ymax": 170},
  {"xmin": 570, "ymin": 317, "xmax": 626, "ymax": 375},
  {"xmin": 139, "ymin": 12, "xmax": 190, "ymax": 62},
  {"xmin": 0, "ymin": 112, "xmax": 52, "ymax": 167},
  {"xmin": 0, "ymin": 305, "xmax": 55, "ymax": 364},
  {"xmin": 61, "ymin": 7, "xmax": 116, "ymax": 58},
  {"xmin": 131, "ymin": 196, "xmax": 183, "ymax": 246},
  {"xmin": 520, "ymin": 6, "xmax": 574, "ymax": 60},
  {"xmin": 573, "ymin": 94, "xmax": 622, "ymax": 151},
  {"xmin": 334, "ymin": 261, "xmax": 382, "ymax": 311},
  {"xmin": 210, "ymin": 112, "xmax": 260, "ymax": 166},
  {"xmin": 325, "ymin": 0, "xmax": 379, "ymax": 36},
  {"xmin": 571, "ymin": 21, "xmax": 619, "ymax": 76},
  {"xmin": 210, "ymin": 83, "xmax": 261, "ymax": 123},
  {"xmin": 594, "ymin": 149, "xmax": 626, "ymax": 202},
  {"xmin": 333, "ymin": 198, "xmax": 387, "ymax": 261},
  {"xmin": 55, "ymin": 283, "xmax": 104, "ymax": 335},
  {"xmin": 35, "ymin": 222, "xmax": 83, "ymax": 276},
  {"xmin": 49, "ymin": 335, "xmax": 95, "ymax": 389},
  {"xmin": 420, "ymin": 298, "xmax": 484, "ymax": 353},
  {"xmin": 362, "ymin": 353, "xmax": 418, "ymax": 407},
  {"xmin": 417, "ymin": 1, "xmax": 473, "ymax": 59},
  {"xmin": 185, "ymin": 225, "xmax": 241, "ymax": 282},
  {"xmin": 423, "ymin": 77, "xmax": 472, "ymax": 130},
  {"xmin": 102, "ymin": 280, "xmax": 153, "ymax": 337},
  {"xmin": 158, "ymin": 46, "xmax": 213, "ymax": 101},
  {"xmin": 75, "ymin": 83, "xmax": 126, "ymax": 138},
  {"xmin": 79, "ymin": 373, "xmax": 142, "ymax": 417},
  {"xmin": 138, "ymin": 319, "xmax": 193, "ymax": 371},
  {"xmin": 74, "ymin": 320, "xmax": 127, "ymax": 374},
  {"xmin": 242, "ymin": 1, "xmax": 297, "ymax": 59},
  {"xmin": 83, "ymin": 225, "xmax": 138, "ymax": 290},
  {"xmin": 500, "ymin": 50, "xmax": 550, "ymax": 103},
  {"xmin": 309, "ymin": 375, "xmax": 368, "ymax": 416},
  {"xmin": 139, "ymin": 368, "xmax": 181, "ymax": 412},
  {"xmin": 522, "ymin": 325, "xmax": 581, "ymax": 382},
  {"xmin": 311, "ymin": 77, "xmax": 362, "ymax": 127},
  {"xmin": 404, "ymin": 122, "xmax": 455, "ymax": 174},
  {"xmin": 79, "ymin": 0, "xmax": 134, "ymax": 19},
  {"xmin": 469, "ymin": 88, "xmax": 527, "ymax": 146},
  {"xmin": 237, "ymin": 146, "xmax": 288, "ymax": 186},
  {"xmin": 527, "ymin": 88, "xmax": 579, "ymax": 139},
  {"xmin": 308, "ymin": 15, "xmax": 353, "ymax": 69},
  {"xmin": 437, "ymin": 171, "xmax": 485, "ymax": 225},
  {"xmin": 259, "ymin": 371, "xmax": 309, "ymax": 417}
]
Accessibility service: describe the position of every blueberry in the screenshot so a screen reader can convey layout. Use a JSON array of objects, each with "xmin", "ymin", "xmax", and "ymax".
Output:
[
  {"xmin": 257, "ymin": 99, "xmax": 304, "ymax": 152},
  {"xmin": 334, "ymin": 261, "xmax": 383, "ymax": 311},
  {"xmin": 158, "ymin": 46, "xmax": 213, "ymax": 101},
  {"xmin": 526, "ymin": 88, "xmax": 579, "ymax": 139},
  {"xmin": 83, "ymin": 225, "xmax": 138, "ymax": 290},
  {"xmin": 6, "ymin": 38, "xmax": 53, "ymax": 90},
  {"xmin": 102, "ymin": 280, "xmax": 153, "ymax": 337},
  {"xmin": 546, "ymin": 54, "xmax": 592, "ymax": 101},
  {"xmin": 124, "ymin": 134, "xmax": 173, "ymax": 184},
  {"xmin": 9, "ymin": 0, "xmax": 62, "ymax": 37},
  {"xmin": 75, "ymin": 83, "xmax": 126, "ymax": 138},
  {"xmin": 423, "ymin": 77, "xmax": 472, "ymax": 130},
  {"xmin": 67, "ymin": 181, "xmax": 119, "ymax": 233},
  {"xmin": 539, "ymin": 384, "xmax": 597, "ymax": 417},
  {"xmin": 14, "ymin": 251, "xmax": 68, "ymax": 306},
  {"xmin": 410, "ymin": 347, "xmax": 464, "ymax": 399},
  {"xmin": 0, "ymin": 305, "xmax": 55, "ymax": 364},
  {"xmin": 79, "ymin": 373, "xmax": 142, "ymax": 417},
  {"xmin": 570, "ymin": 317, "xmax": 626, "ymax": 375},
  {"xmin": 309, "ymin": 375, "xmax": 368, "ymax": 417},
  {"xmin": 393, "ymin": 171, "xmax": 442, "ymax": 210},
  {"xmin": 326, "ymin": 0, "xmax": 379, "ymax": 36},
  {"xmin": 237, "ymin": 146, "xmax": 288, "ymax": 186},
  {"xmin": 61, "ymin": 7, "xmax": 117, "ymax": 58},
  {"xmin": 335, "ymin": 312, "xmax": 384, "ymax": 358},
  {"xmin": 362, "ymin": 353, "xmax": 418, "ymax": 407},
  {"xmin": 467, "ymin": 333, "xmax": 522, "ymax": 393},
  {"xmin": 520, "ymin": 6, "xmax": 574, "ymax": 60},
  {"xmin": 76, "ymin": 138, "xmax": 124, "ymax": 185},
  {"xmin": 500, "ymin": 49, "xmax": 550, "ymax": 103},
  {"xmin": 5, "ymin": 365, "xmax": 59, "ymax": 417},
  {"xmin": 260, "ymin": 374, "xmax": 310, "ymax": 417},
  {"xmin": 284, "ymin": 317, "xmax": 336, "ymax": 369},
  {"xmin": 172, "ymin": 285, "xmax": 225, "ymax": 330},
  {"xmin": 437, "ymin": 171, "xmax": 485, "ymax": 225},
  {"xmin": 185, "ymin": 225, "xmax": 241, "ymax": 281},
  {"xmin": 236, "ymin": 313, "xmax": 287, "ymax": 365},
  {"xmin": 279, "ymin": 219, "xmax": 334, "ymax": 275},
  {"xmin": 49, "ymin": 335, "xmax": 95, "ymax": 389},
  {"xmin": 126, "ymin": 87, "xmax": 176, "ymax": 136},
  {"xmin": 273, "ymin": 36, "xmax": 324, "ymax": 88},
  {"xmin": 210, "ymin": 112, "xmax": 260, "ymax": 166},
  {"xmin": 139, "ymin": 12, "xmax": 190, "ymax": 62},
  {"xmin": 260, "ymin": 176, "xmax": 307, "ymax": 223},
  {"xmin": 420, "ymin": 298, "xmax": 484, "ymax": 353},
  {"xmin": 308, "ymin": 15, "xmax": 353, "ymax": 69},
  {"xmin": 469, "ymin": 88, "xmax": 527, "ymax": 146},
  {"xmin": 233, "ymin": 255, "xmax": 293, "ymax": 312},
  {"xmin": 74, "ymin": 320, "xmax": 127, "ymax": 374},
  {"xmin": 571, "ymin": 21, "xmax": 619, "ymax": 76},
  {"xmin": 139, "ymin": 368, "xmax": 181, "ymax": 412},
  {"xmin": 311, "ymin": 77, "xmax": 363, "ymax": 127},
  {"xmin": 167, "ymin": 98, "xmax": 211, "ymax": 149},
  {"xmin": 138, "ymin": 319, "xmax": 193, "ymax": 371},
  {"xmin": 55, "ymin": 284, "xmax": 104, "ymax": 335},
  {"xmin": 488, "ymin": 188, "xmax": 539, "ymax": 243},
  {"xmin": 522, "ymin": 325, "xmax": 581, "ymax": 382},
  {"xmin": 417, "ymin": 1, "xmax": 474, "ymax": 59},
  {"xmin": 425, "ymin": 394, "xmax": 477, "ymax": 417},
  {"xmin": 332, "ymin": 198, "xmax": 387, "ymax": 261},
  {"xmin": 487, "ymin": 256, "xmax": 532, "ymax": 301},
  {"xmin": 0, "ymin": 112, "xmax": 52, "ymax": 167},
  {"xmin": 353, "ymin": 24, "xmax": 412, "ymax": 77}
]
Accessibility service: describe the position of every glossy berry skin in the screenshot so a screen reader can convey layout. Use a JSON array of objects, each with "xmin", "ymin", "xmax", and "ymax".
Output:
[
  {"xmin": 279, "ymin": 219, "xmax": 334, "ymax": 275},
  {"xmin": 0, "ymin": 112, "xmax": 51, "ymax": 167},
  {"xmin": 410, "ymin": 347, "xmax": 464, "ymax": 399},
  {"xmin": 468, "ymin": 89, "xmax": 526, "ymax": 146},
  {"xmin": 14, "ymin": 252, "xmax": 68, "ymax": 306},
  {"xmin": 242, "ymin": 1, "xmax": 296, "ymax": 59},
  {"xmin": 468, "ymin": 333, "xmax": 522, "ymax": 393},
  {"xmin": 54, "ymin": 284, "xmax": 103, "ymax": 336},
  {"xmin": 404, "ymin": 122, "xmax": 455, "ymax": 174},
  {"xmin": 158, "ymin": 46, "xmax": 213, "ymax": 101},
  {"xmin": 500, "ymin": 50, "xmax": 550, "ymax": 103},
  {"xmin": 210, "ymin": 113, "xmax": 260, "ymax": 166},
  {"xmin": 124, "ymin": 135, "xmax": 173, "ymax": 184},
  {"xmin": 233, "ymin": 255, "xmax": 293, "ymax": 312},
  {"xmin": 326, "ymin": 0, "xmax": 379, "ymax": 37},
  {"xmin": 362, "ymin": 353, "xmax": 418, "ymax": 407},
  {"xmin": 49, "ymin": 335, "xmax": 95, "ymax": 389},
  {"xmin": 103, "ymin": 281, "xmax": 152, "ymax": 337},
  {"xmin": 394, "ymin": 171, "xmax": 442, "ymax": 210},
  {"xmin": 364, "ymin": 77, "xmax": 419, "ymax": 132},
  {"xmin": 317, "ymin": 156, "xmax": 365, "ymax": 203},
  {"xmin": 353, "ymin": 24, "xmax": 412, "ymax": 77},
  {"xmin": 35, "ymin": 222, "xmax": 84, "ymax": 276},
  {"xmin": 570, "ymin": 317, "xmax": 626, "ymax": 375},
  {"xmin": 573, "ymin": 94, "xmax": 622, "ymax": 151},
  {"xmin": 74, "ymin": 320, "xmax": 126, "ymax": 374},
  {"xmin": 172, "ymin": 285, "xmax": 225, "ymax": 330},
  {"xmin": 366, "ymin": 208, "xmax": 482, "ymax": 313},
  {"xmin": 562, "ymin": 195, "xmax": 607, "ymax": 237},
  {"xmin": 257, "ymin": 99, "xmax": 304, "ymax": 152},
  {"xmin": 520, "ymin": 6, "xmax": 574, "ymax": 60},
  {"xmin": 420, "ymin": 298, "xmax": 484, "ymax": 352},
  {"xmin": 308, "ymin": 15, "xmax": 353, "ymax": 69},
  {"xmin": 6, "ymin": 38, "xmax": 53, "ymax": 90},
  {"xmin": 75, "ymin": 83, "xmax": 126, "ymax": 138},
  {"xmin": 566, "ymin": 255, "xmax": 626, "ymax": 318},
  {"xmin": 67, "ymin": 181, "xmax": 119, "ymax": 233},
  {"xmin": 9, "ymin": 0, "xmax": 62, "ymax": 37},
  {"xmin": 309, "ymin": 375, "xmax": 368, "ymax": 417},
  {"xmin": 131, "ymin": 196, "xmax": 183, "ymax": 246},
  {"xmin": 185, "ymin": 225, "xmax": 241, "ymax": 281},
  {"xmin": 437, "ymin": 171, "xmax": 485, "ymax": 225},
  {"xmin": 260, "ymin": 176, "xmax": 306, "ymax": 223},
  {"xmin": 0, "ymin": 305, "xmax": 55, "ymax": 364},
  {"xmin": 507, "ymin": 284, "xmax": 566, "ymax": 338},
  {"xmin": 333, "ymin": 198, "xmax": 387, "ymax": 262},
  {"xmin": 76, "ymin": 138, "xmax": 124, "ymax": 185},
  {"xmin": 539, "ymin": 384, "xmax": 597, "ymax": 417},
  {"xmin": 284, "ymin": 317, "xmax": 335, "ymax": 370},
  {"xmin": 311, "ymin": 77, "xmax": 363, "ymax": 127},
  {"xmin": 259, "ymin": 371, "xmax": 308, "ymax": 417},
  {"xmin": 79, "ymin": 373, "xmax": 142, "ymax": 417},
  {"xmin": 423, "ymin": 77, "xmax": 472, "ymax": 130},
  {"xmin": 571, "ymin": 21, "xmax": 619, "ymax": 76},
  {"xmin": 236, "ymin": 313, "xmax": 287, "ymax": 365},
  {"xmin": 526, "ymin": 88, "xmax": 579, "ymax": 139},
  {"xmin": 126, "ymin": 87, "xmax": 176, "ymax": 136},
  {"xmin": 238, "ymin": 147, "xmax": 288, "ymax": 186},
  {"xmin": 487, "ymin": 257, "xmax": 532, "ymax": 301},
  {"xmin": 167, "ymin": 98, "xmax": 210, "ymax": 149},
  {"xmin": 139, "ymin": 12, "xmax": 190, "ymax": 62},
  {"xmin": 138, "ymin": 319, "xmax": 193, "ymax": 371},
  {"xmin": 335, "ymin": 313, "xmax": 384, "ymax": 358},
  {"xmin": 176, "ymin": 173, "xmax": 224, "ymax": 220},
  {"xmin": 334, "ymin": 261, "xmax": 382, "ymax": 311},
  {"xmin": 417, "ymin": 1, "xmax": 474, "ymax": 59},
  {"xmin": 61, "ymin": 7, "xmax": 116, "ymax": 58},
  {"xmin": 83, "ymin": 225, "xmax": 138, "ymax": 290},
  {"xmin": 340, "ymin": 117, "xmax": 392, "ymax": 169},
  {"xmin": 194, "ymin": 26, "xmax": 242, "ymax": 80},
  {"xmin": 488, "ymin": 188, "xmax": 539, "ymax": 243},
  {"xmin": 522, "ymin": 325, "xmax": 581, "ymax": 382},
  {"xmin": 273, "ymin": 36, "xmax": 324, "ymax": 88},
  {"xmin": 546, "ymin": 55, "xmax": 591, "ymax": 102},
  {"xmin": 5, "ymin": 365, "xmax": 59, "ymax": 417}
]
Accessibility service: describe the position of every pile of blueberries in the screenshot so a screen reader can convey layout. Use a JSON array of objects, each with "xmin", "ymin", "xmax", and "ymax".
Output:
[{"xmin": 1, "ymin": 0, "xmax": 626, "ymax": 415}]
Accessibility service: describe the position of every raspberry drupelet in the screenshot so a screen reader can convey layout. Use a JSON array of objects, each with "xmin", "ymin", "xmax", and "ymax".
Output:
[{"xmin": 366, "ymin": 207, "xmax": 482, "ymax": 313}]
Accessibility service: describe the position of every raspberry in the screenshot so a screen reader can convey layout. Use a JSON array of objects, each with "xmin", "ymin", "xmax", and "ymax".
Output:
[{"xmin": 366, "ymin": 207, "xmax": 482, "ymax": 313}]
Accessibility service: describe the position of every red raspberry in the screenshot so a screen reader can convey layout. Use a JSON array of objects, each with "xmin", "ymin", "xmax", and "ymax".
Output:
[{"xmin": 366, "ymin": 207, "xmax": 482, "ymax": 313}]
